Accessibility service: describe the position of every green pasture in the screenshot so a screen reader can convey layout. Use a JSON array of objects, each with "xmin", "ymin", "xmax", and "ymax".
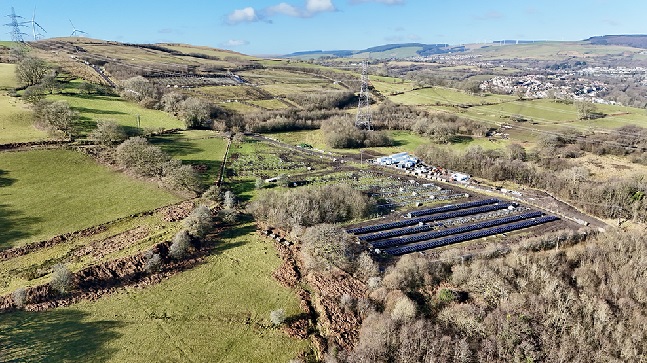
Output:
[
  {"xmin": 261, "ymin": 81, "xmax": 347, "ymax": 96},
  {"xmin": 150, "ymin": 130, "xmax": 229, "ymax": 184},
  {"xmin": 388, "ymin": 86, "xmax": 502, "ymax": 106},
  {"xmin": 0, "ymin": 63, "xmax": 18, "ymax": 89},
  {"xmin": 248, "ymin": 99, "xmax": 290, "ymax": 110},
  {"xmin": 219, "ymin": 101, "xmax": 260, "ymax": 114},
  {"xmin": 0, "ymin": 63, "xmax": 50, "ymax": 144},
  {"xmin": 0, "ymin": 95, "xmax": 50, "ymax": 144},
  {"xmin": 239, "ymin": 68, "xmax": 330, "ymax": 85},
  {"xmin": 353, "ymin": 46, "xmax": 422, "ymax": 59},
  {"xmin": 0, "ymin": 224, "xmax": 311, "ymax": 362},
  {"xmin": 161, "ymin": 43, "xmax": 259, "ymax": 61},
  {"xmin": 473, "ymin": 41, "xmax": 641, "ymax": 60},
  {"xmin": 370, "ymin": 77, "xmax": 414, "ymax": 95},
  {"xmin": 0, "ymin": 149, "xmax": 180, "ymax": 248},
  {"xmin": 0, "ymin": 212, "xmax": 181, "ymax": 296},
  {"xmin": 47, "ymin": 93, "xmax": 184, "ymax": 135}
]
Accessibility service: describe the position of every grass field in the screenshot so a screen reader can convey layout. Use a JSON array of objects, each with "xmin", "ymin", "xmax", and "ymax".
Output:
[
  {"xmin": 48, "ymin": 93, "xmax": 185, "ymax": 135},
  {"xmin": 0, "ymin": 211, "xmax": 182, "ymax": 295},
  {"xmin": 0, "ymin": 224, "xmax": 311, "ymax": 362},
  {"xmin": 0, "ymin": 149, "xmax": 180, "ymax": 248},
  {"xmin": 388, "ymin": 86, "xmax": 504, "ymax": 106},
  {"xmin": 150, "ymin": 130, "xmax": 229, "ymax": 184},
  {"xmin": 473, "ymin": 41, "xmax": 641, "ymax": 60},
  {"xmin": 0, "ymin": 63, "xmax": 51, "ymax": 144},
  {"xmin": 0, "ymin": 63, "xmax": 18, "ymax": 89}
]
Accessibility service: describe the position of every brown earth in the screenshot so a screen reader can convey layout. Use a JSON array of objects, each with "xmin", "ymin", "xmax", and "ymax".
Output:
[{"xmin": 265, "ymin": 229, "xmax": 368, "ymax": 356}]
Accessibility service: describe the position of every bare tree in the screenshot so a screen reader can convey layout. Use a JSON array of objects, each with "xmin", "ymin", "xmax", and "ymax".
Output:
[{"xmin": 15, "ymin": 56, "xmax": 50, "ymax": 86}]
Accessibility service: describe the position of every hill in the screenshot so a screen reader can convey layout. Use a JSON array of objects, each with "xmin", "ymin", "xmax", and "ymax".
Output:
[
  {"xmin": 585, "ymin": 34, "xmax": 647, "ymax": 48},
  {"xmin": 284, "ymin": 43, "xmax": 466, "ymax": 59}
]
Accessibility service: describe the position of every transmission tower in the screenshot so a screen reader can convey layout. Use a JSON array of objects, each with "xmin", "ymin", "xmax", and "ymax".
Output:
[
  {"xmin": 355, "ymin": 60, "xmax": 372, "ymax": 130},
  {"xmin": 5, "ymin": 7, "xmax": 27, "ymax": 44}
]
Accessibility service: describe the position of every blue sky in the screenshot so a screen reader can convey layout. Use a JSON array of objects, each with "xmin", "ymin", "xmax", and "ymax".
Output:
[{"xmin": 3, "ymin": 0, "xmax": 646, "ymax": 55}]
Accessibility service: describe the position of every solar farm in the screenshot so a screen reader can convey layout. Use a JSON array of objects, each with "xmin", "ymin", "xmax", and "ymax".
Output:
[
  {"xmin": 346, "ymin": 198, "xmax": 560, "ymax": 256},
  {"xmin": 228, "ymin": 137, "xmax": 568, "ymax": 257}
]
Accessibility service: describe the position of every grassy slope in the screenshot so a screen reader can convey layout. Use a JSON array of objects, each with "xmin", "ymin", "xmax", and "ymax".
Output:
[
  {"xmin": 0, "ymin": 149, "xmax": 180, "ymax": 248},
  {"xmin": 0, "ymin": 63, "xmax": 50, "ymax": 144},
  {"xmin": 48, "ymin": 93, "xmax": 184, "ymax": 135},
  {"xmin": 0, "ymin": 225, "xmax": 310, "ymax": 362},
  {"xmin": 472, "ymin": 41, "xmax": 641, "ymax": 60},
  {"xmin": 151, "ymin": 130, "xmax": 229, "ymax": 184}
]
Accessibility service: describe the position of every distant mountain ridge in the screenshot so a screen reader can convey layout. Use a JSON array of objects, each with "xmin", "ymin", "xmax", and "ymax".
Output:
[
  {"xmin": 283, "ymin": 43, "xmax": 466, "ymax": 59},
  {"xmin": 585, "ymin": 35, "xmax": 647, "ymax": 49}
]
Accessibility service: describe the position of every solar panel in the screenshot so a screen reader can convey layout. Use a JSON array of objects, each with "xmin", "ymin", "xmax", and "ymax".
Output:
[
  {"xmin": 407, "ymin": 198, "xmax": 500, "ymax": 218},
  {"xmin": 347, "ymin": 201, "xmax": 512, "ymax": 235},
  {"xmin": 386, "ymin": 215, "xmax": 559, "ymax": 255},
  {"xmin": 372, "ymin": 211, "xmax": 543, "ymax": 249}
]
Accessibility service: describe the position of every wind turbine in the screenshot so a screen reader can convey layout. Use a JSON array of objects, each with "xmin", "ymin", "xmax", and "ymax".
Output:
[
  {"xmin": 69, "ymin": 19, "xmax": 87, "ymax": 37},
  {"xmin": 27, "ymin": 7, "xmax": 47, "ymax": 40}
]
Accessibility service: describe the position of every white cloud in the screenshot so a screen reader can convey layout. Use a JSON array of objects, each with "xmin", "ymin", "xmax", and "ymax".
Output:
[
  {"xmin": 306, "ymin": 0, "xmax": 336, "ymax": 14},
  {"xmin": 350, "ymin": 0, "xmax": 405, "ymax": 4},
  {"xmin": 227, "ymin": 7, "xmax": 259, "ymax": 24},
  {"xmin": 222, "ymin": 39, "xmax": 250, "ymax": 47},
  {"xmin": 267, "ymin": 2, "xmax": 302, "ymax": 17},
  {"xmin": 229, "ymin": 1, "xmax": 335, "ymax": 24}
]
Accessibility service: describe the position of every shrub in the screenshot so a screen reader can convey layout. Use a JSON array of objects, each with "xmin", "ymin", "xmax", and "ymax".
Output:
[
  {"xmin": 90, "ymin": 120, "xmax": 128, "ymax": 145},
  {"xmin": 183, "ymin": 205, "xmax": 213, "ymax": 238},
  {"xmin": 391, "ymin": 296, "xmax": 417, "ymax": 321},
  {"xmin": 169, "ymin": 230, "xmax": 191, "ymax": 259},
  {"xmin": 12, "ymin": 287, "xmax": 27, "ymax": 308},
  {"xmin": 145, "ymin": 252, "xmax": 162, "ymax": 273},
  {"xmin": 50, "ymin": 264, "xmax": 74, "ymax": 294},
  {"xmin": 270, "ymin": 308, "xmax": 286, "ymax": 326}
]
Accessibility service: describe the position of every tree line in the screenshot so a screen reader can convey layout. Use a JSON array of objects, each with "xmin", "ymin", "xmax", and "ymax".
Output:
[{"xmin": 337, "ymin": 229, "xmax": 646, "ymax": 363}]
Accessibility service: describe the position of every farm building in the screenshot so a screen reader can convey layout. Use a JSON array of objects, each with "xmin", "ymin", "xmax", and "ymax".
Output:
[{"xmin": 376, "ymin": 152, "xmax": 419, "ymax": 168}]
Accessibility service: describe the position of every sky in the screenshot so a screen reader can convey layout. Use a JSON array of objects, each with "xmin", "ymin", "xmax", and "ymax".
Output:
[{"xmin": 2, "ymin": 0, "xmax": 646, "ymax": 55}]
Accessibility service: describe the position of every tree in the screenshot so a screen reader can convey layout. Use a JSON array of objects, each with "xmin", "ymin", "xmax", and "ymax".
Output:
[
  {"xmin": 34, "ymin": 100, "xmax": 78, "ymax": 138},
  {"xmin": 576, "ymin": 100, "xmax": 598, "ymax": 120},
  {"xmin": 115, "ymin": 137, "xmax": 169, "ymax": 177},
  {"xmin": 161, "ymin": 92, "xmax": 186, "ymax": 114},
  {"xmin": 90, "ymin": 120, "xmax": 128, "ymax": 145},
  {"xmin": 183, "ymin": 205, "xmax": 212, "ymax": 238},
  {"xmin": 179, "ymin": 97, "xmax": 214, "ymax": 129},
  {"xmin": 169, "ymin": 230, "xmax": 191, "ymax": 259},
  {"xmin": 119, "ymin": 76, "xmax": 161, "ymax": 106},
  {"xmin": 15, "ymin": 56, "xmax": 49, "ymax": 86},
  {"xmin": 163, "ymin": 160, "xmax": 201, "ymax": 193},
  {"xmin": 270, "ymin": 308, "xmax": 286, "ymax": 326},
  {"xmin": 50, "ymin": 264, "xmax": 73, "ymax": 294},
  {"xmin": 391, "ymin": 296, "xmax": 417, "ymax": 321},
  {"xmin": 301, "ymin": 224, "xmax": 361, "ymax": 272},
  {"xmin": 40, "ymin": 75, "xmax": 61, "ymax": 94},
  {"xmin": 22, "ymin": 84, "xmax": 47, "ymax": 104},
  {"xmin": 223, "ymin": 190, "xmax": 237, "ymax": 209}
]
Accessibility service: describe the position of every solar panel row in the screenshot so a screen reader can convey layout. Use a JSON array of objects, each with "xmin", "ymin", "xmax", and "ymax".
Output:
[
  {"xmin": 407, "ymin": 198, "xmax": 500, "ymax": 218},
  {"xmin": 372, "ymin": 211, "xmax": 543, "ymax": 249},
  {"xmin": 347, "ymin": 200, "xmax": 509, "ymax": 235},
  {"xmin": 358, "ymin": 223, "xmax": 434, "ymax": 242},
  {"xmin": 386, "ymin": 215, "xmax": 560, "ymax": 255}
]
